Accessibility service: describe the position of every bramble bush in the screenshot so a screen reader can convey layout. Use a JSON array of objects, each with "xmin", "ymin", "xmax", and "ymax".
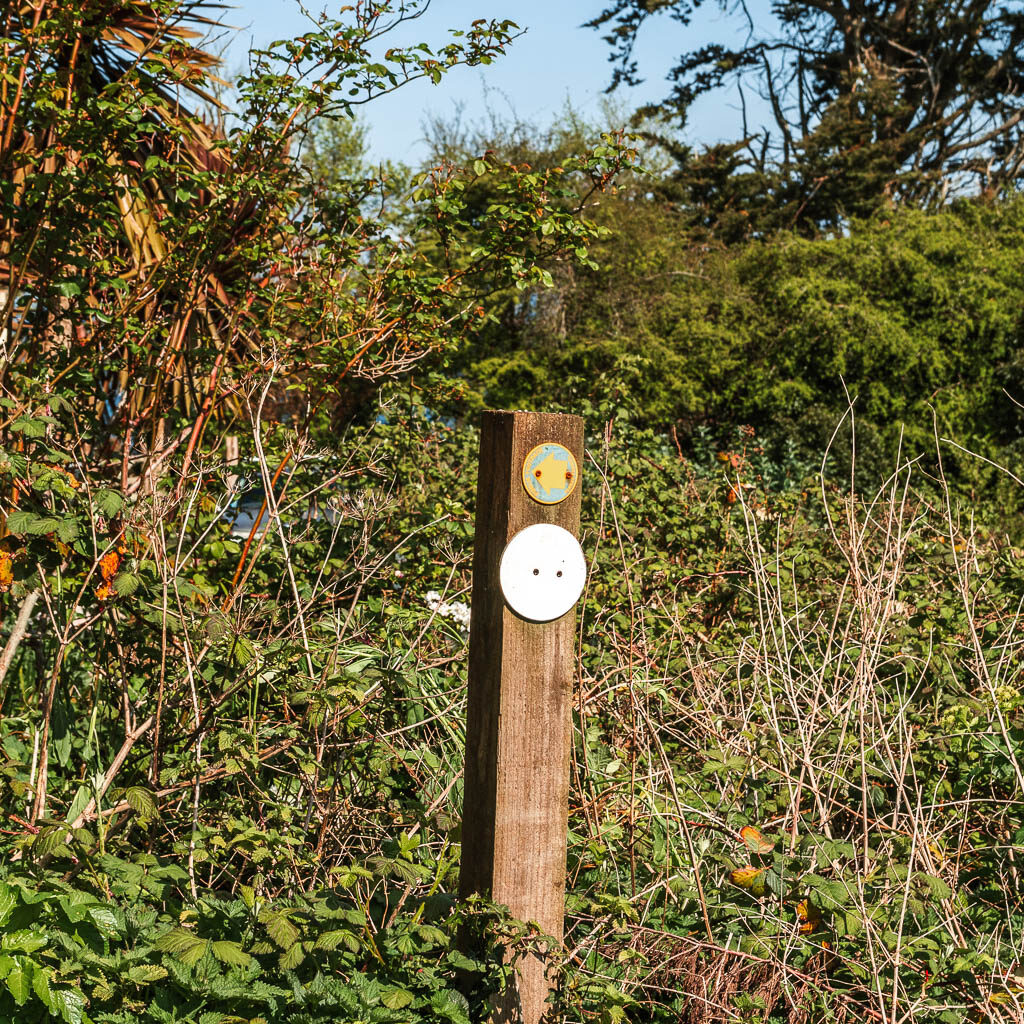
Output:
[{"xmin": 4, "ymin": 396, "xmax": 1024, "ymax": 1022}]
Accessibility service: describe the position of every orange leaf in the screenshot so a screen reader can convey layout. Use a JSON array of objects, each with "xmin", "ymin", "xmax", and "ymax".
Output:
[
  {"xmin": 739, "ymin": 825, "xmax": 775, "ymax": 854},
  {"xmin": 99, "ymin": 548, "xmax": 122, "ymax": 583},
  {"xmin": 796, "ymin": 898, "xmax": 821, "ymax": 933},
  {"xmin": 0, "ymin": 552, "xmax": 12, "ymax": 592}
]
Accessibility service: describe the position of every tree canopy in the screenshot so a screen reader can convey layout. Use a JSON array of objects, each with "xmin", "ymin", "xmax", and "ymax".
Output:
[{"xmin": 589, "ymin": 0, "xmax": 1024, "ymax": 232}]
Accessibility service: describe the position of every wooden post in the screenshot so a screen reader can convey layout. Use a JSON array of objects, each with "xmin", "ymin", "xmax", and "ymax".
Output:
[{"xmin": 460, "ymin": 410, "xmax": 584, "ymax": 1023}]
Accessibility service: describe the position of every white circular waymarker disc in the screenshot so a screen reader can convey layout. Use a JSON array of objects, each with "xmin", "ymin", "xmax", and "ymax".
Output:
[{"xmin": 499, "ymin": 523, "xmax": 587, "ymax": 623}]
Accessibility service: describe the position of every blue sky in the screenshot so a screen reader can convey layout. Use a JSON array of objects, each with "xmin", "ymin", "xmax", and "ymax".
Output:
[{"xmin": 213, "ymin": 0, "xmax": 768, "ymax": 164}]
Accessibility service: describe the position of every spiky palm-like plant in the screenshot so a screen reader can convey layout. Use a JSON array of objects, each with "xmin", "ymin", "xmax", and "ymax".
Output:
[{"xmin": 1, "ymin": 0, "xmax": 245, "ymax": 468}]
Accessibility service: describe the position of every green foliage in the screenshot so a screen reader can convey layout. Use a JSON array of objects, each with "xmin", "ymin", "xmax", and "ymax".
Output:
[
  {"xmin": 445, "ymin": 186, "xmax": 1024, "ymax": 498},
  {"xmin": 1, "ymin": 0, "xmax": 631, "ymax": 459},
  {"xmin": 0, "ymin": 860, "xmax": 515, "ymax": 1023},
  {"xmin": 547, "ymin": 422, "xmax": 1024, "ymax": 1022},
  {"xmin": 4, "ymin": 388, "xmax": 1024, "ymax": 1022},
  {"xmin": 0, "ymin": 3, "xmax": 631, "ymax": 1022}
]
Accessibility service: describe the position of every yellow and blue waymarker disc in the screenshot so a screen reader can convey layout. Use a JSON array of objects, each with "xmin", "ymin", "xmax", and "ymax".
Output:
[{"xmin": 522, "ymin": 442, "xmax": 579, "ymax": 505}]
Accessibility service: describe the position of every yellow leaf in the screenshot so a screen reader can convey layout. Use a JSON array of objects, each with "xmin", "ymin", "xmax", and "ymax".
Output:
[
  {"xmin": 991, "ymin": 977, "xmax": 1024, "ymax": 1002},
  {"xmin": 730, "ymin": 865, "xmax": 766, "ymax": 889}
]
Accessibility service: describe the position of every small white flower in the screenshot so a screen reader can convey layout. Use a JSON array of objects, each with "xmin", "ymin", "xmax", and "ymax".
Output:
[
  {"xmin": 424, "ymin": 591, "xmax": 470, "ymax": 632},
  {"xmin": 447, "ymin": 601, "xmax": 471, "ymax": 629}
]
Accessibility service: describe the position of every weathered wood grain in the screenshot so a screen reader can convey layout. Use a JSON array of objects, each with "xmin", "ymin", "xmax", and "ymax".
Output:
[{"xmin": 460, "ymin": 410, "xmax": 584, "ymax": 1023}]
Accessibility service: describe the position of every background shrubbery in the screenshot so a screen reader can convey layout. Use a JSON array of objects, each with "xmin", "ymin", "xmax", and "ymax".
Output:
[{"xmin": 444, "ymin": 144, "xmax": 1024, "ymax": 496}]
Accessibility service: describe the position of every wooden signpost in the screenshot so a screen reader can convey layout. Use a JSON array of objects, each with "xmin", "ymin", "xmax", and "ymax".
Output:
[{"xmin": 460, "ymin": 410, "xmax": 585, "ymax": 1024}]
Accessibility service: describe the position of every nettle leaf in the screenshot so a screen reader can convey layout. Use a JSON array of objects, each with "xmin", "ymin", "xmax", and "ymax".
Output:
[
  {"xmin": 94, "ymin": 489, "xmax": 124, "ymax": 516},
  {"xmin": 154, "ymin": 929, "xmax": 196, "ymax": 950},
  {"xmin": 5, "ymin": 966, "xmax": 30, "ymax": 1005},
  {"xmin": 260, "ymin": 910, "xmax": 300, "ymax": 950},
  {"xmin": 155, "ymin": 926, "xmax": 210, "ymax": 965},
  {"xmin": 178, "ymin": 938, "xmax": 212, "ymax": 967},
  {"xmin": 0, "ymin": 883, "xmax": 16, "ymax": 927},
  {"xmin": 313, "ymin": 928, "xmax": 360, "ymax": 953},
  {"xmin": 127, "ymin": 964, "xmax": 168, "ymax": 984},
  {"xmin": 211, "ymin": 940, "xmax": 252, "ymax": 967},
  {"xmin": 278, "ymin": 943, "xmax": 304, "ymax": 970},
  {"xmin": 5, "ymin": 510, "xmax": 36, "ymax": 534},
  {"xmin": 113, "ymin": 572, "xmax": 141, "ymax": 597},
  {"xmin": 126, "ymin": 786, "xmax": 158, "ymax": 822},
  {"xmin": 92, "ymin": 978, "xmax": 115, "ymax": 1003}
]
